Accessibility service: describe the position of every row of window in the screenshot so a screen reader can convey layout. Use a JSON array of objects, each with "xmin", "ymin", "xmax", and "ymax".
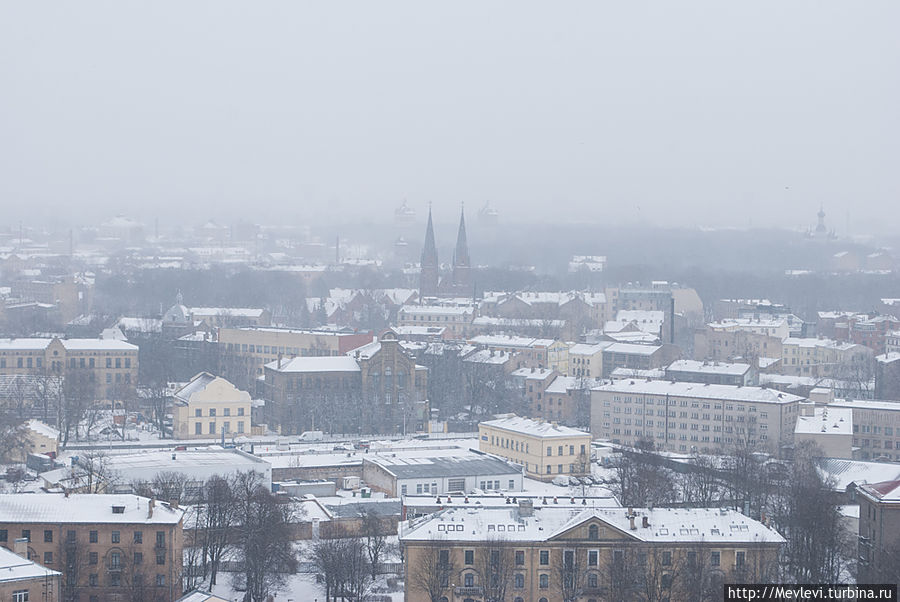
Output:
[
  {"xmin": 194, "ymin": 421, "xmax": 245, "ymax": 435},
  {"xmin": 193, "ymin": 407, "xmax": 245, "ymax": 417},
  {"xmin": 0, "ymin": 356, "xmax": 133, "ymax": 369},
  {"xmin": 0, "ymin": 529, "xmax": 166, "ymax": 546}
]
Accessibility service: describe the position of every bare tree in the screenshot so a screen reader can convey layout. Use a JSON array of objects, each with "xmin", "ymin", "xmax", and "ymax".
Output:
[
  {"xmin": 0, "ymin": 417, "xmax": 26, "ymax": 462},
  {"xmin": 553, "ymin": 548, "xmax": 586, "ymax": 602},
  {"xmin": 473, "ymin": 538, "xmax": 515, "ymax": 602},
  {"xmin": 408, "ymin": 538, "xmax": 454, "ymax": 602},
  {"xmin": 679, "ymin": 454, "xmax": 724, "ymax": 506},
  {"xmin": 69, "ymin": 449, "xmax": 116, "ymax": 493},
  {"xmin": 359, "ymin": 506, "xmax": 394, "ymax": 581},
  {"xmin": 312, "ymin": 537, "xmax": 347, "ymax": 602},
  {"xmin": 633, "ymin": 547, "xmax": 679, "ymax": 602},
  {"xmin": 612, "ymin": 438, "xmax": 677, "ymax": 508},
  {"xmin": 231, "ymin": 471, "xmax": 298, "ymax": 602},
  {"xmin": 677, "ymin": 544, "xmax": 725, "ymax": 602},
  {"xmin": 199, "ymin": 474, "xmax": 236, "ymax": 586}
]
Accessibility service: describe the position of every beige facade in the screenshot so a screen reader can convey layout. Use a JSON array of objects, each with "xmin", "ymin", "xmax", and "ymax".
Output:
[
  {"xmin": 0, "ymin": 546, "xmax": 60, "ymax": 602},
  {"xmin": 857, "ymin": 480, "xmax": 900, "ymax": 584},
  {"xmin": 0, "ymin": 494, "xmax": 183, "ymax": 602},
  {"xmin": 399, "ymin": 305, "xmax": 475, "ymax": 339},
  {"xmin": 567, "ymin": 343, "xmax": 607, "ymax": 379},
  {"xmin": 829, "ymin": 399, "xmax": 900, "ymax": 462},
  {"xmin": 17, "ymin": 419, "xmax": 61, "ymax": 461},
  {"xmin": 218, "ymin": 326, "xmax": 373, "ymax": 383},
  {"xmin": 479, "ymin": 415, "xmax": 591, "ymax": 481},
  {"xmin": 401, "ymin": 504, "xmax": 783, "ymax": 602},
  {"xmin": 591, "ymin": 380, "xmax": 803, "ymax": 455},
  {"xmin": 781, "ymin": 338, "xmax": 873, "ymax": 378},
  {"xmin": 0, "ymin": 337, "xmax": 138, "ymax": 401},
  {"xmin": 172, "ymin": 373, "xmax": 252, "ymax": 439}
]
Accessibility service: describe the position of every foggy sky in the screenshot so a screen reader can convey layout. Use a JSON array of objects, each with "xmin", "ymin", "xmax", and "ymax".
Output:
[{"xmin": 1, "ymin": 1, "xmax": 898, "ymax": 234}]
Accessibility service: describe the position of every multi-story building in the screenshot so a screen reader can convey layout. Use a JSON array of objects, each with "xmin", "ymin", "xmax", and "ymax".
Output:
[
  {"xmin": 886, "ymin": 330, "xmax": 900, "ymax": 355},
  {"xmin": 188, "ymin": 307, "xmax": 271, "ymax": 329},
  {"xmin": 793, "ymin": 402, "xmax": 853, "ymax": 459},
  {"xmin": 479, "ymin": 415, "xmax": 591, "ymax": 481},
  {"xmin": 537, "ymin": 375, "xmax": 599, "ymax": 426},
  {"xmin": 400, "ymin": 502, "xmax": 783, "ymax": 602},
  {"xmin": 567, "ymin": 343, "xmax": 609, "ymax": 379},
  {"xmin": 171, "ymin": 372, "xmax": 252, "ymax": 439},
  {"xmin": 875, "ymin": 352, "xmax": 900, "ymax": 401},
  {"xmin": 781, "ymin": 338, "xmax": 873, "ymax": 377},
  {"xmin": 0, "ymin": 545, "xmax": 61, "ymax": 602},
  {"xmin": 694, "ymin": 319, "xmax": 787, "ymax": 362},
  {"xmin": 591, "ymin": 380, "xmax": 803, "ymax": 454},
  {"xmin": 263, "ymin": 331, "xmax": 428, "ymax": 434},
  {"xmin": 217, "ymin": 326, "xmax": 373, "ymax": 385},
  {"xmin": 0, "ymin": 337, "xmax": 138, "ymax": 400},
  {"xmin": 0, "ymin": 494, "xmax": 183, "ymax": 602},
  {"xmin": 511, "ymin": 367, "xmax": 557, "ymax": 418},
  {"xmin": 601, "ymin": 342, "xmax": 680, "ymax": 378},
  {"xmin": 398, "ymin": 305, "xmax": 475, "ymax": 339},
  {"xmin": 468, "ymin": 335, "xmax": 569, "ymax": 373},
  {"xmin": 857, "ymin": 479, "xmax": 900, "ymax": 585},
  {"xmin": 665, "ymin": 359, "xmax": 757, "ymax": 387},
  {"xmin": 828, "ymin": 399, "xmax": 900, "ymax": 462}
]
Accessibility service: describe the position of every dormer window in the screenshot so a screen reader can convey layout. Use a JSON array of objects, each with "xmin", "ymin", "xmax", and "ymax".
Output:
[
  {"xmin": 112, "ymin": 506, "xmax": 125, "ymax": 514},
  {"xmin": 588, "ymin": 524, "xmax": 599, "ymax": 540}
]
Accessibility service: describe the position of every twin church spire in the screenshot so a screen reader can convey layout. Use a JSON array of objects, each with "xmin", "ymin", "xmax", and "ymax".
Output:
[{"xmin": 419, "ymin": 206, "xmax": 471, "ymax": 298}]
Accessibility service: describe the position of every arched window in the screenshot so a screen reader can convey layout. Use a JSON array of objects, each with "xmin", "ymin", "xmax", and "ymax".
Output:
[
  {"xmin": 588, "ymin": 572, "xmax": 599, "ymax": 588},
  {"xmin": 464, "ymin": 572, "xmax": 475, "ymax": 587},
  {"xmin": 540, "ymin": 598, "xmax": 549, "ymax": 602},
  {"xmin": 589, "ymin": 524, "xmax": 599, "ymax": 540}
]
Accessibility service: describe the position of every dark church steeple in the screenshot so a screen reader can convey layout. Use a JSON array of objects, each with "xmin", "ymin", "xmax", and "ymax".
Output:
[
  {"xmin": 419, "ymin": 206, "xmax": 439, "ymax": 298},
  {"xmin": 452, "ymin": 205, "xmax": 470, "ymax": 290}
]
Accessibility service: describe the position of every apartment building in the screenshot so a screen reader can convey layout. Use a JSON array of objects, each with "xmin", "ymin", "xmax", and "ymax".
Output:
[
  {"xmin": 0, "ymin": 545, "xmax": 60, "ymax": 602},
  {"xmin": 0, "ymin": 337, "xmax": 138, "ymax": 400},
  {"xmin": 469, "ymin": 335, "xmax": 569, "ymax": 373},
  {"xmin": 665, "ymin": 359, "xmax": 757, "ymax": 386},
  {"xmin": 217, "ymin": 326, "xmax": 373, "ymax": 382},
  {"xmin": 694, "ymin": 319, "xmax": 786, "ymax": 362},
  {"xmin": 537, "ymin": 375, "xmax": 599, "ymax": 426},
  {"xmin": 170, "ymin": 373, "xmax": 252, "ymax": 439},
  {"xmin": 398, "ymin": 305, "xmax": 475, "ymax": 339},
  {"xmin": 601, "ymin": 342, "xmax": 680, "ymax": 378},
  {"xmin": 781, "ymin": 338, "xmax": 873, "ymax": 378},
  {"xmin": 857, "ymin": 479, "xmax": 900, "ymax": 584},
  {"xmin": 400, "ymin": 502, "xmax": 783, "ymax": 602},
  {"xmin": 0, "ymin": 494, "xmax": 183, "ymax": 602},
  {"xmin": 567, "ymin": 343, "xmax": 609, "ymax": 379},
  {"xmin": 875, "ymin": 352, "xmax": 900, "ymax": 400},
  {"xmin": 828, "ymin": 399, "xmax": 900, "ymax": 462},
  {"xmin": 591, "ymin": 380, "xmax": 803, "ymax": 454},
  {"xmin": 479, "ymin": 415, "xmax": 591, "ymax": 481},
  {"xmin": 512, "ymin": 367, "xmax": 557, "ymax": 418},
  {"xmin": 188, "ymin": 307, "xmax": 270, "ymax": 329}
]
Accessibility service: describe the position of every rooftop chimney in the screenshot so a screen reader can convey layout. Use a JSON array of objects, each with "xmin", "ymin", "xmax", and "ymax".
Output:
[
  {"xmin": 148, "ymin": 499, "xmax": 155, "ymax": 519},
  {"xmin": 642, "ymin": 516, "xmax": 650, "ymax": 528},
  {"xmin": 518, "ymin": 498, "xmax": 534, "ymax": 517},
  {"xmin": 13, "ymin": 538, "xmax": 27, "ymax": 557}
]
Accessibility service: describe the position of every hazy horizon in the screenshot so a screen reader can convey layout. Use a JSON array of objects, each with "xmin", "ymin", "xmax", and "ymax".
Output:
[{"xmin": 2, "ymin": 1, "xmax": 898, "ymax": 234}]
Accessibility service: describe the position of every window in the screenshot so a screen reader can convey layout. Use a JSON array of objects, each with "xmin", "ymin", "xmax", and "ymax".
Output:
[
  {"xmin": 736, "ymin": 550, "xmax": 745, "ymax": 567},
  {"xmin": 238, "ymin": 407, "xmax": 245, "ymax": 416},
  {"xmin": 546, "ymin": 447, "xmax": 552, "ymax": 456},
  {"xmin": 588, "ymin": 524, "xmax": 599, "ymax": 540},
  {"xmin": 111, "ymin": 531, "xmax": 120, "ymax": 544},
  {"xmin": 588, "ymin": 550, "xmax": 598, "ymax": 566},
  {"xmin": 515, "ymin": 550, "xmax": 525, "ymax": 565},
  {"xmin": 515, "ymin": 573, "xmax": 525, "ymax": 588},
  {"xmin": 237, "ymin": 421, "xmax": 244, "ymax": 433},
  {"xmin": 156, "ymin": 531, "xmax": 166, "ymax": 547},
  {"xmin": 464, "ymin": 573, "xmax": 474, "ymax": 587},
  {"xmin": 209, "ymin": 421, "xmax": 216, "ymax": 434},
  {"xmin": 711, "ymin": 551, "xmax": 720, "ymax": 566},
  {"xmin": 195, "ymin": 423, "xmax": 202, "ymax": 435},
  {"xmin": 539, "ymin": 573, "xmax": 549, "ymax": 588},
  {"xmin": 43, "ymin": 529, "xmax": 53, "ymax": 543},
  {"xmin": 89, "ymin": 574, "xmax": 98, "ymax": 586},
  {"xmin": 588, "ymin": 572, "xmax": 599, "ymax": 588},
  {"xmin": 156, "ymin": 551, "xmax": 166, "ymax": 565},
  {"xmin": 67, "ymin": 530, "xmax": 76, "ymax": 543},
  {"xmin": 661, "ymin": 551, "xmax": 672, "ymax": 566},
  {"xmin": 135, "ymin": 552, "xmax": 143, "ymax": 565},
  {"xmin": 539, "ymin": 550, "xmax": 549, "ymax": 565},
  {"xmin": 0, "ymin": 529, "xmax": 6, "ymax": 542},
  {"xmin": 195, "ymin": 409, "xmax": 201, "ymax": 417},
  {"xmin": 44, "ymin": 551, "xmax": 53, "ymax": 564},
  {"xmin": 134, "ymin": 531, "xmax": 143, "ymax": 544},
  {"xmin": 465, "ymin": 550, "xmax": 474, "ymax": 565},
  {"xmin": 209, "ymin": 408, "xmax": 216, "ymax": 417},
  {"xmin": 448, "ymin": 478, "xmax": 465, "ymax": 491},
  {"xmin": 89, "ymin": 552, "xmax": 98, "ymax": 565}
]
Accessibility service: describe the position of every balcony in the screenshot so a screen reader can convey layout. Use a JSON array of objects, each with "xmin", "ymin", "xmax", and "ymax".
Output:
[{"xmin": 455, "ymin": 586, "xmax": 483, "ymax": 596}]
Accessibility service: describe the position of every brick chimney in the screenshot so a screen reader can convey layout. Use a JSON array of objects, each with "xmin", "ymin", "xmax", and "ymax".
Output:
[
  {"xmin": 13, "ymin": 538, "xmax": 27, "ymax": 557},
  {"xmin": 518, "ymin": 498, "xmax": 534, "ymax": 518}
]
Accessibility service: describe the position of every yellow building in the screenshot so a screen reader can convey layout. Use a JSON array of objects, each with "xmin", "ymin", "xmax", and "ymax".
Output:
[
  {"xmin": 479, "ymin": 415, "xmax": 591, "ymax": 481},
  {"xmin": 400, "ymin": 502, "xmax": 784, "ymax": 602},
  {"xmin": 19, "ymin": 420, "xmax": 60, "ymax": 461},
  {"xmin": 567, "ymin": 343, "xmax": 608, "ymax": 379},
  {"xmin": 172, "ymin": 373, "xmax": 251, "ymax": 439}
]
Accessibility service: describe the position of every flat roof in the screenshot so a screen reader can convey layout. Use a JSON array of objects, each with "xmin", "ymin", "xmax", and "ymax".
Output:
[
  {"xmin": 667, "ymin": 360, "xmax": 751, "ymax": 376},
  {"xmin": 794, "ymin": 406, "xmax": 852, "ymax": 436},
  {"xmin": 592, "ymin": 380, "xmax": 804, "ymax": 404},
  {"xmin": 265, "ymin": 356, "xmax": 361, "ymax": 373},
  {"xmin": 365, "ymin": 454, "xmax": 520, "ymax": 480},
  {"xmin": 480, "ymin": 415, "xmax": 590, "ymax": 439}
]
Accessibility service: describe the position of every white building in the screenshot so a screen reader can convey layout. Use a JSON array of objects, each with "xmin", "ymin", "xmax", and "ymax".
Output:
[{"xmin": 793, "ymin": 402, "xmax": 852, "ymax": 458}]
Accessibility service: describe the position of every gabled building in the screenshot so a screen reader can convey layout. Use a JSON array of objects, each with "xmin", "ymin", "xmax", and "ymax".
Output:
[{"xmin": 171, "ymin": 373, "xmax": 252, "ymax": 439}]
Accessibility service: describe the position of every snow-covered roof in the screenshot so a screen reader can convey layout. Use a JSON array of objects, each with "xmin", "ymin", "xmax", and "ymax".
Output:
[
  {"xmin": 609, "ymin": 367, "xmax": 666, "ymax": 380},
  {"xmin": 0, "ymin": 546, "xmax": 61, "ymax": 583},
  {"xmin": 399, "ymin": 305, "xmax": 474, "ymax": 316},
  {"xmin": 60, "ymin": 338, "xmax": 138, "ymax": 351},
  {"xmin": 857, "ymin": 480, "xmax": 900, "ymax": 503},
  {"xmin": 265, "ymin": 356, "xmax": 361, "ymax": 373},
  {"xmin": 794, "ymin": 406, "xmax": 852, "ymax": 436},
  {"xmin": 568, "ymin": 343, "xmax": 611, "ymax": 356},
  {"xmin": 470, "ymin": 335, "xmax": 554, "ymax": 348},
  {"xmin": 876, "ymin": 352, "xmax": 900, "ymax": 364},
  {"xmin": 0, "ymin": 338, "xmax": 52, "ymax": 350},
  {"xmin": 828, "ymin": 399, "xmax": 900, "ymax": 412},
  {"xmin": 104, "ymin": 449, "xmax": 268, "ymax": 473},
  {"xmin": 190, "ymin": 307, "xmax": 266, "ymax": 318},
  {"xmin": 0, "ymin": 494, "xmax": 183, "ymax": 524},
  {"xmin": 818, "ymin": 458, "xmax": 900, "ymax": 492},
  {"xmin": 480, "ymin": 415, "xmax": 590, "ymax": 439},
  {"xmin": 25, "ymin": 419, "xmax": 60, "ymax": 440},
  {"xmin": 667, "ymin": 360, "xmax": 751, "ymax": 376},
  {"xmin": 511, "ymin": 367, "xmax": 555, "ymax": 380},
  {"xmin": 462, "ymin": 349, "xmax": 516, "ymax": 365},
  {"xmin": 603, "ymin": 342, "xmax": 662, "ymax": 356},
  {"xmin": 365, "ymin": 454, "xmax": 520, "ymax": 480},
  {"xmin": 592, "ymin": 380, "xmax": 804, "ymax": 404},
  {"xmin": 401, "ymin": 506, "xmax": 784, "ymax": 544}
]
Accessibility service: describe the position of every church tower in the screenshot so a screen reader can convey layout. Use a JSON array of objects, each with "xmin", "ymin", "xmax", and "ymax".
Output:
[
  {"xmin": 452, "ymin": 206, "xmax": 471, "ymax": 291},
  {"xmin": 419, "ymin": 207, "xmax": 439, "ymax": 298}
]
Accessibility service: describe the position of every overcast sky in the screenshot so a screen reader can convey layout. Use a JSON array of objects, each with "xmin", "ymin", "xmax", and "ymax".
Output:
[{"xmin": 1, "ymin": 1, "xmax": 898, "ymax": 234}]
